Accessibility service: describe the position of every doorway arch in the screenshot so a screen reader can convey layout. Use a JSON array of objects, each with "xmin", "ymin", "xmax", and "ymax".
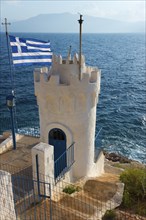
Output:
[{"xmin": 49, "ymin": 128, "xmax": 67, "ymax": 178}]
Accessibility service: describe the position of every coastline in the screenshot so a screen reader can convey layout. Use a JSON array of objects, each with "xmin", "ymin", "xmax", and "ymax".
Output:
[{"xmin": 104, "ymin": 151, "xmax": 146, "ymax": 170}]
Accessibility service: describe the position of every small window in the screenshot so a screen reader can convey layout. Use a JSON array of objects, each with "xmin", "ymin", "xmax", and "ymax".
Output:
[{"xmin": 49, "ymin": 128, "xmax": 66, "ymax": 141}]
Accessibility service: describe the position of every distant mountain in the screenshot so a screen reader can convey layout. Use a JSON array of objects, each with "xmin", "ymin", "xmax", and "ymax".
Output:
[{"xmin": 2, "ymin": 13, "xmax": 145, "ymax": 33}]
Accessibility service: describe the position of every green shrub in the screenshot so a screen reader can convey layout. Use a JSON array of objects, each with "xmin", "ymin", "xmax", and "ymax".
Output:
[
  {"xmin": 63, "ymin": 185, "xmax": 81, "ymax": 194},
  {"xmin": 121, "ymin": 190, "xmax": 134, "ymax": 207},
  {"xmin": 120, "ymin": 168, "xmax": 146, "ymax": 203},
  {"xmin": 120, "ymin": 167, "xmax": 146, "ymax": 216},
  {"xmin": 135, "ymin": 202, "xmax": 146, "ymax": 216},
  {"xmin": 102, "ymin": 210, "xmax": 116, "ymax": 220}
]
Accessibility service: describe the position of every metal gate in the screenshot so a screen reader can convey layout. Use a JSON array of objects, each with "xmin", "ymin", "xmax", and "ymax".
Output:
[{"xmin": 12, "ymin": 175, "xmax": 52, "ymax": 220}]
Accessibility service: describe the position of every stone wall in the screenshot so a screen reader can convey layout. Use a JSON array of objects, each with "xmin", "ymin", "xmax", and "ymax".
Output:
[
  {"xmin": 0, "ymin": 170, "xmax": 16, "ymax": 220},
  {"xmin": 0, "ymin": 133, "xmax": 24, "ymax": 154},
  {"xmin": 116, "ymin": 210, "xmax": 146, "ymax": 220}
]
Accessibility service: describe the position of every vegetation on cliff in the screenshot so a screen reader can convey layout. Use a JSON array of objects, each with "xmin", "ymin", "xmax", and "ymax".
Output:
[{"xmin": 120, "ymin": 167, "xmax": 146, "ymax": 216}]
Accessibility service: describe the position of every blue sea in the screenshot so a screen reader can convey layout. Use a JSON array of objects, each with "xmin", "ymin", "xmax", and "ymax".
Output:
[{"xmin": 0, "ymin": 33, "xmax": 146, "ymax": 163}]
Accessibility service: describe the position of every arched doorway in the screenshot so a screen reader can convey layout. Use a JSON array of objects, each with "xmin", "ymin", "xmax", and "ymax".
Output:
[{"xmin": 49, "ymin": 128, "xmax": 67, "ymax": 178}]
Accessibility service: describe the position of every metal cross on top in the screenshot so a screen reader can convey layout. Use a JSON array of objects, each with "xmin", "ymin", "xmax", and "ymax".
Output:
[{"xmin": 2, "ymin": 18, "xmax": 11, "ymax": 36}]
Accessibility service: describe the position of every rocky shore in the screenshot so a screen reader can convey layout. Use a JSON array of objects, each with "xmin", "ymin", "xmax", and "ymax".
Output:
[
  {"xmin": 104, "ymin": 151, "xmax": 132, "ymax": 163},
  {"xmin": 104, "ymin": 151, "xmax": 146, "ymax": 168}
]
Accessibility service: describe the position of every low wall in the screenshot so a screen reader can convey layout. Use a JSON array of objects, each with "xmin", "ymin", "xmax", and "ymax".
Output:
[
  {"xmin": 0, "ymin": 133, "xmax": 24, "ymax": 154},
  {"xmin": 0, "ymin": 170, "xmax": 16, "ymax": 220}
]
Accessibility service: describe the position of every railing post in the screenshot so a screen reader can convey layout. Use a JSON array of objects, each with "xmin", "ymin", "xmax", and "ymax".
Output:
[
  {"xmin": 36, "ymin": 154, "xmax": 41, "ymax": 196},
  {"xmin": 49, "ymin": 183, "xmax": 52, "ymax": 220}
]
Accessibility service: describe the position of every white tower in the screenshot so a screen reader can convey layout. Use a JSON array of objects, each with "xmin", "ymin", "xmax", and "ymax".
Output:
[
  {"xmin": 34, "ymin": 52, "xmax": 104, "ymax": 181},
  {"xmin": 33, "ymin": 15, "xmax": 104, "ymax": 182}
]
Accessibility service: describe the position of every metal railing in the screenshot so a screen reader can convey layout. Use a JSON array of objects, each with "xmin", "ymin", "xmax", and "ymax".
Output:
[
  {"xmin": 94, "ymin": 127, "xmax": 103, "ymax": 162},
  {"xmin": 54, "ymin": 142, "xmax": 75, "ymax": 182}
]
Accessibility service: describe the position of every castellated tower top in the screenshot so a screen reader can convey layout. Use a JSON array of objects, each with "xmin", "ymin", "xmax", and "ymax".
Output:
[
  {"xmin": 34, "ymin": 53, "xmax": 101, "ymax": 116},
  {"xmin": 34, "ymin": 53, "xmax": 101, "ymax": 97}
]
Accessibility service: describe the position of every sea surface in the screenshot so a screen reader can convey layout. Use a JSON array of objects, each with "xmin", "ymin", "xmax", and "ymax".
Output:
[{"xmin": 0, "ymin": 33, "xmax": 146, "ymax": 163}]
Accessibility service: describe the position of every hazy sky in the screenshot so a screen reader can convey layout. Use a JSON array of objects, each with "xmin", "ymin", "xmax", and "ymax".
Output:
[{"xmin": 1, "ymin": 0, "xmax": 145, "ymax": 23}]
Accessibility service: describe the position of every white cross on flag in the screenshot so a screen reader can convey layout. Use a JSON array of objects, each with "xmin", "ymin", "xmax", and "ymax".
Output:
[{"xmin": 9, "ymin": 35, "xmax": 52, "ymax": 66}]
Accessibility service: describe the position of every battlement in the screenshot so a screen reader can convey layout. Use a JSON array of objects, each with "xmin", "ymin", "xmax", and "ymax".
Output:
[{"xmin": 34, "ymin": 53, "xmax": 101, "ymax": 88}]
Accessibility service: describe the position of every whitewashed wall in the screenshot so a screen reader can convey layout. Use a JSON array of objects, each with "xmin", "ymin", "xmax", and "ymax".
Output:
[{"xmin": 0, "ymin": 170, "xmax": 16, "ymax": 220}]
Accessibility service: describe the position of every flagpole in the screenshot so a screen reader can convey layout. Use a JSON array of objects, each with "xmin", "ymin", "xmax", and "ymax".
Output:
[
  {"xmin": 2, "ymin": 18, "xmax": 16, "ymax": 150},
  {"xmin": 78, "ymin": 14, "xmax": 83, "ymax": 81},
  {"xmin": 2, "ymin": 18, "xmax": 14, "ymax": 92}
]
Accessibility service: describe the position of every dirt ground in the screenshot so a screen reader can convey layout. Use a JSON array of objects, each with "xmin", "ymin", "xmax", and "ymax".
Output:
[{"xmin": 0, "ymin": 135, "xmax": 39, "ymax": 169}]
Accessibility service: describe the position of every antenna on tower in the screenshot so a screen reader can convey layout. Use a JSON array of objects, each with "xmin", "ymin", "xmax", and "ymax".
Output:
[
  {"xmin": 67, "ymin": 45, "xmax": 72, "ymax": 61},
  {"xmin": 78, "ymin": 13, "xmax": 83, "ymax": 80}
]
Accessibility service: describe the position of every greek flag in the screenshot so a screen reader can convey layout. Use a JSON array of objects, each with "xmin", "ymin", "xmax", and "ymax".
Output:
[{"xmin": 9, "ymin": 35, "xmax": 52, "ymax": 66}]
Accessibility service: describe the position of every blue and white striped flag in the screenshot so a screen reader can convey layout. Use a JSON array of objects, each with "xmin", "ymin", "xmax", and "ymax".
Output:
[{"xmin": 9, "ymin": 35, "xmax": 52, "ymax": 66}]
